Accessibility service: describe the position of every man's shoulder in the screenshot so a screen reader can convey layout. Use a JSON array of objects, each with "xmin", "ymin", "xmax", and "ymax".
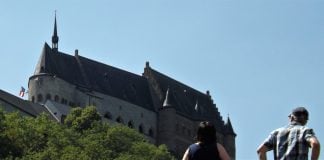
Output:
[{"xmin": 272, "ymin": 126, "xmax": 288, "ymax": 133}]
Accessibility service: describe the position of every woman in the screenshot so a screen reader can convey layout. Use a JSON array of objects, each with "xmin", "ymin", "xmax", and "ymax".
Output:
[{"xmin": 182, "ymin": 121, "xmax": 231, "ymax": 160}]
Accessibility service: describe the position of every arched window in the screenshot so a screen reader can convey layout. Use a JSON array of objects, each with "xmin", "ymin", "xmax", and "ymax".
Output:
[
  {"xmin": 37, "ymin": 94, "xmax": 43, "ymax": 102},
  {"xmin": 139, "ymin": 124, "xmax": 144, "ymax": 134},
  {"xmin": 46, "ymin": 94, "xmax": 51, "ymax": 100},
  {"xmin": 54, "ymin": 95, "xmax": 59, "ymax": 102},
  {"xmin": 128, "ymin": 121, "xmax": 134, "ymax": 128},
  {"xmin": 31, "ymin": 96, "xmax": 35, "ymax": 103},
  {"xmin": 149, "ymin": 128, "xmax": 154, "ymax": 137},
  {"xmin": 104, "ymin": 112, "xmax": 112, "ymax": 119},
  {"xmin": 116, "ymin": 116, "xmax": 124, "ymax": 124}
]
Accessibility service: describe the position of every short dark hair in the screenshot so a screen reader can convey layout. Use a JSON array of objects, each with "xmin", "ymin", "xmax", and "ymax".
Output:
[{"xmin": 196, "ymin": 121, "xmax": 217, "ymax": 145}]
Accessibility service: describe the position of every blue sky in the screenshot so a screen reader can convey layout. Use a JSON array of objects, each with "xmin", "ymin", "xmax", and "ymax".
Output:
[{"xmin": 1, "ymin": 0, "xmax": 323, "ymax": 159}]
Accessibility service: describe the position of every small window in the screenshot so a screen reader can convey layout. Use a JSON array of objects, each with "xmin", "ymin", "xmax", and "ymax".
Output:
[
  {"xmin": 61, "ymin": 98, "xmax": 67, "ymax": 105},
  {"xmin": 139, "ymin": 124, "xmax": 144, "ymax": 134},
  {"xmin": 40, "ymin": 66, "xmax": 45, "ymax": 73},
  {"xmin": 149, "ymin": 128, "xmax": 154, "ymax": 137},
  {"xmin": 128, "ymin": 121, "xmax": 134, "ymax": 128},
  {"xmin": 104, "ymin": 112, "xmax": 112, "ymax": 119},
  {"xmin": 54, "ymin": 95, "xmax": 59, "ymax": 102},
  {"xmin": 37, "ymin": 94, "xmax": 43, "ymax": 102},
  {"xmin": 69, "ymin": 102, "xmax": 75, "ymax": 107},
  {"xmin": 31, "ymin": 96, "xmax": 35, "ymax": 102},
  {"xmin": 116, "ymin": 116, "xmax": 124, "ymax": 124}
]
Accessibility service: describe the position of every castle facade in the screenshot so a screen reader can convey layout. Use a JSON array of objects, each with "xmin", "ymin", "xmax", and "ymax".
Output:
[{"xmin": 27, "ymin": 16, "xmax": 236, "ymax": 159}]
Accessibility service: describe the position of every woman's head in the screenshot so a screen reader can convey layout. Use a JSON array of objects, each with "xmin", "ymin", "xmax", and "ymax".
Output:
[{"xmin": 196, "ymin": 121, "xmax": 216, "ymax": 144}]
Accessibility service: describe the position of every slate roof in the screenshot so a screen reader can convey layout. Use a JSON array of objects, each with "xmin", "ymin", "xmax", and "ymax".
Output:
[
  {"xmin": 34, "ymin": 43, "xmax": 155, "ymax": 112},
  {"xmin": 0, "ymin": 89, "xmax": 55, "ymax": 120},
  {"xmin": 144, "ymin": 66, "xmax": 226, "ymax": 130}
]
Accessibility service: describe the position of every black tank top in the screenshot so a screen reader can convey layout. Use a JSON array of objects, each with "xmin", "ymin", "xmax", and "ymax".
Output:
[{"xmin": 188, "ymin": 143, "xmax": 220, "ymax": 160}]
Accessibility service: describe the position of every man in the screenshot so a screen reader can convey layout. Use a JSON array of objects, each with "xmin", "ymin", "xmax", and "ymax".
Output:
[{"xmin": 257, "ymin": 107, "xmax": 320, "ymax": 160}]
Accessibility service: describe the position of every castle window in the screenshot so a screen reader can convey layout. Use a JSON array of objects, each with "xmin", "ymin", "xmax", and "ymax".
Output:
[
  {"xmin": 116, "ymin": 116, "xmax": 124, "ymax": 124},
  {"xmin": 104, "ymin": 112, "xmax": 112, "ymax": 119},
  {"xmin": 40, "ymin": 66, "xmax": 45, "ymax": 73},
  {"xmin": 61, "ymin": 98, "xmax": 67, "ymax": 105},
  {"xmin": 46, "ymin": 94, "xmax": 51, "ymax": 100},
  {"xmin": 149, "ymin": 128, "xmax": 154, "ymax": 137},
  {"xmin": 141, "ymin": 113, "xmax": 144, "ymax": 118},
  {"xmin": 128, "ymin": 121, "xmax": 134, "ymax": 128},
  {"xmin": 69, "ymin": 102, "xmax": 75, "ymax": 107},
  {"xmin": 31, "ymin": 96, "xmax": 35, "ymax": 103},
  {"xmin": 54, "ymin": 95, "xmax": 59, "ymax": 102},
  {"xmin": 139, "ymin": 124, "xmax": 144, "ymax": 134},
  {"xmin": 37, "ymin": 94, "xmax": 43, "ymax": 102},
  {"xmin": 119, "ymin": 105, "xmax": 122, "ymax": 110}
]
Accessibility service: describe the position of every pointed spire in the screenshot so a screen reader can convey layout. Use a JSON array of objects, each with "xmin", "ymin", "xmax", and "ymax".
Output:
[
  {"xmin": 162, "ymin": 88, "xmax": 174, "ymax": 108},
  {"xmin": 225, "ymin": 115, "xmax": 236, "ymax": 136},
  {"xmin": 52, "ymin": 11, "xmax": 59, "ymax": 51}
]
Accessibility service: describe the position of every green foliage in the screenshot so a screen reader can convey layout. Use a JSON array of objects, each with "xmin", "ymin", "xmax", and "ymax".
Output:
[
  {"xmin": 0, "ymin": 107, "xmax": 175, "ymax": 160},
  {"xmin": 64, "ymin": 106, "xmax": 101, "ymax": 132}
]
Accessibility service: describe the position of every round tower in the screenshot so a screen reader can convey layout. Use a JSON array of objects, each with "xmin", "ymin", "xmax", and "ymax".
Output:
[{"xmin": 157, "ymin": 88, "xmax": 177, "ymax": 152}]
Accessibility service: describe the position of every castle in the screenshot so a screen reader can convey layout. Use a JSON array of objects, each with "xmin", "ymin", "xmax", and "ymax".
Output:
[{"xmin": 25, "ymin": 16, "xmax": 236, "ymax": 159}]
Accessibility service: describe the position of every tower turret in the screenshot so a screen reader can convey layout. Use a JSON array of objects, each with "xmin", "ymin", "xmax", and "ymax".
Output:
[
  {"xmin": 157, "ymin": 88, "xmax": 177, "ymax": 152},
  {"xmin": 52, "ymin": 12, "xmax": 59, "ymax": 52},
  {"xmin": 224, "ymin": 116, "xmax": 236, "ymax": 160}
]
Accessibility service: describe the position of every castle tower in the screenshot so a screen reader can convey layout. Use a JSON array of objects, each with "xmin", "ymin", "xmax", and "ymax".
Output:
[
  {"xmin": 157, "ymin": 88, "xmax": 177, "ymax": 152},
  {"xmin": 28, "ymin": 14, "xmax": 62, "ymax": 105},
  {"xmin": 224, "ymin": 116, "xmax": 236, "ymax": 160},
  {"xmin": 51, "ymin": 12, "xmax": 59, "ymax": 52}
]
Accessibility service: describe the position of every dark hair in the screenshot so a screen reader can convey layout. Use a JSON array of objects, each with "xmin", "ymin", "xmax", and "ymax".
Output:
[{"xmin": 196, "ymin": 121, "xmax": 217, "ymax": 145}]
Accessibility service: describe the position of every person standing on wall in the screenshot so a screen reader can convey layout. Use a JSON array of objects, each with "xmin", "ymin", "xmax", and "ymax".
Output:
[
  {"xmin": 257, "ymin": 107, "xmax": 320, "ymax": 160},
  {"xmin": 182, "ymin": 121, "xmax": 231, "ymax": 160}
]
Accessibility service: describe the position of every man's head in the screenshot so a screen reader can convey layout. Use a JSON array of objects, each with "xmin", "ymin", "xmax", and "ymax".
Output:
[{"xmin": 289, "ymin": 107, "xmax": 309, "ymax": 125}]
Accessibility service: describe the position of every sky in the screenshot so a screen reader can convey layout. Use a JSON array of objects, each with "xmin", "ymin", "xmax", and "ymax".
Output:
[{"xmin": 0, "ymin": 0, "xmax": 323, "ymax": 159}]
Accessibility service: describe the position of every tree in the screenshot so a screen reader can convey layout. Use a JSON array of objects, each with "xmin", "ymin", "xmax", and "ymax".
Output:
[
  {"xmin": 64, "ymin": 106, "xmax": 101, "ymax": 132},
  {"xmin": 0, "ymin": 106, "xmax": 175, "ymax": 160}
]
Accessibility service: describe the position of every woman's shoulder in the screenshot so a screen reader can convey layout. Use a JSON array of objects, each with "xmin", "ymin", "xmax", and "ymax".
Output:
[{"xmin": 189, "ymin": 143, "xmax": 200, "ymax": 148}]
